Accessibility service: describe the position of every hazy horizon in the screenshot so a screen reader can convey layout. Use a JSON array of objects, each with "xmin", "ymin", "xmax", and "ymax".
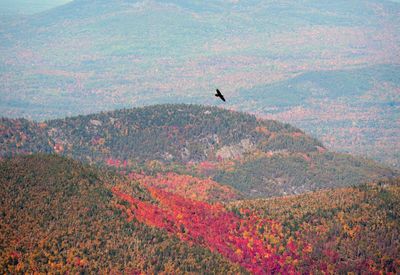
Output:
[
  {"xmin": 1, "ymin": 0, "xmax": 399, "ymax": 168},
  {"xmin": 0, "ymin": 0, "xmax": 72, "ymax": 15}
]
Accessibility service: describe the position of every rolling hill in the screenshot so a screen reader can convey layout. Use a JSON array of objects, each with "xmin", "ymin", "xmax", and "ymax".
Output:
[
  {"xmin": 0, "ymin": 154, "xmax": 244, "ymax": 273},
  {"xmin": 236, "ymin": 64, "xmax": 400, "ymax": 168},
  {"xmin": 1, "ymin": 104, "xmax": 397, "ymax": 198},
  {"xmin": 228, "ymin": 179, "xmax": 400, "ymax": 273},
  {"xmin": 1, "ymin": 154, "xmax": 399, "ymax": 273}
]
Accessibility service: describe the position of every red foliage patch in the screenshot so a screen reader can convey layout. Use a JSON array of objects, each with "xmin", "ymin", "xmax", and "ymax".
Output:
[
  {"xmin": 106, "ymin": 158, "xmax": 127, "ymax": 169},
  {"xmin": 127, "ymin": 172, "xmax": 239, "ymax": 202},
  {"xmin": 113, "ymin": 187, "xmax": 311, "ymax": 274}
]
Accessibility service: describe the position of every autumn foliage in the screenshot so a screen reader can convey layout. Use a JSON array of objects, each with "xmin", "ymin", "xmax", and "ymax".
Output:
[
  {"xmin": 229, "ymin": 180, "xmax": 400, "ymax": 273},
  {"xmin": 113, "ymin": 177, "xmax": 400, "ymax": 274},
  {"xmin": 1, "ymin": 154, "xmax": 399, "ymax": 274},
  {"xmin": 0, "ymin": 155, "xmax": 243, "ymax": 274},
  {"xmin": 113, "ymin": 185, "xmax": 312, "ymax": 274},
  {"xmin": 127, "ymin": 172, "xmax": 240, "ymax": 202}
]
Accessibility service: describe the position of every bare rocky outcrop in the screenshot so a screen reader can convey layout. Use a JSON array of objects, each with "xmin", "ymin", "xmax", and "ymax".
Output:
[{"xmin": 216, "ymin": 138, "xmax": 255, "ymax": 160}]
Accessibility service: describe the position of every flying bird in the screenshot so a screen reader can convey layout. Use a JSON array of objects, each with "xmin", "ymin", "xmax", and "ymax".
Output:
[{"xmin": 215, "ymin": 89, "xmax": 226, "ymax": 102}]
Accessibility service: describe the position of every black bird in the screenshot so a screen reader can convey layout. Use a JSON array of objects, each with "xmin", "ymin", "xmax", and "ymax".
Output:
[{"xmin": 215, "ymin": 89, "xmax": 226, "ymax": 102}]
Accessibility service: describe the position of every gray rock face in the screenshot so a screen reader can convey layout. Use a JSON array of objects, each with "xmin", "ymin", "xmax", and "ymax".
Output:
[{"xmin": 216, "ymin": 138, "xmax": 254, "ymax": 160}]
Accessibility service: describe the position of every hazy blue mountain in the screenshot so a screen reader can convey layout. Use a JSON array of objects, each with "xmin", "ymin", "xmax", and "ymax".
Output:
[
  {"xmin": 0, "ymin": 0, "xmax": 399, "ymax": 166},
  {"xmin": 0, "ymin": 0, "xmax": 72, "ymax": 15},
  {"xmin": 234, "ymin": 64, "xmax": 400, "ymax": 167},
  {"xmin": 236, "ymin": 64, "xmax": 400, "ymax": 107}
]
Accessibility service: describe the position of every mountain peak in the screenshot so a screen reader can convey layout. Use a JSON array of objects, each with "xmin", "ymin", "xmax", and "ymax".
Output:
[{"xmin": 1, "ymin": 104, "xmax": 396, "ymax": 198}]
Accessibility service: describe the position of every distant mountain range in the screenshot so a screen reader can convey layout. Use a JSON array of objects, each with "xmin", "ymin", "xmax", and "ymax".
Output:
[
  {"xmin": 0, "ymin": 0, "xmax": 399, "ymax": 166},
  {"xmin": 235, "ymin": 64, "xmax": 400, "ymax": 168},
  {"xmin": 0, "ymin": 0, "xmax": 71, "ymax": 15},
  {"xmin": 1, "ymin": 104, "xmax": 397, "ymax": 198}
]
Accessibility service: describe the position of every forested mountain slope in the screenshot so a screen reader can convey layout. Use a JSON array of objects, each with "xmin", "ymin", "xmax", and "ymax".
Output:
[
  {"xmin": 0, "ymin": 154, "xmax": 244, "ymax": 273},
  {"xmin": 228, "ymin": 179, "xmax": 400, "ymax": 273},
  {"xmin": 1, "ymin": 154, "xmax": 399, "ymax": 273},
  {"xmin": 1, "ymin": 104, "xmax": 397, "ymax": 198}
]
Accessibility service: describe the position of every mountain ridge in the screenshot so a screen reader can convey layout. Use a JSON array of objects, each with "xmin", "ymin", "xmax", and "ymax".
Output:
[
  {"xmin": 1, "ymin": 104, "xmax": 397, "ymax": 198},
  {"xmin": 1, "ymin": 0, "xmax": 399, "ymax": 168}
]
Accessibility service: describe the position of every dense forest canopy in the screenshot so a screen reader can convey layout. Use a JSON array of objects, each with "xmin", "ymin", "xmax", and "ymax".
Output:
[
  {"xmin": 0, "ymin": 154, "xmax": 244, "ymax": 273},
  {"xmin": 1, "ymin": 154, "xmax": 399, "ymax": 273},
  {"xmin": 1, "ymin": 104, "xmax": 397, "ymax": 198}
]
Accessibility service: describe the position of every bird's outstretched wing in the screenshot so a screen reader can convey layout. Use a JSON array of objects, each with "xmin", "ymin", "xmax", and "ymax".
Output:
[{"xmin": 215, "ymin": 89, "xmax": 226, "ymax": 102}]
